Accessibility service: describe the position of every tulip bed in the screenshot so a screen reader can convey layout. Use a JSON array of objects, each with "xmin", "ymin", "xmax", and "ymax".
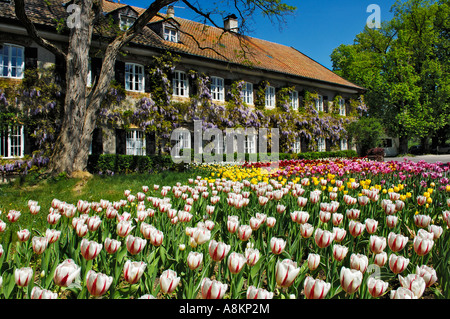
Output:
[{"xmin": 0, "ymin": 157, "xmax": 449, "ymax": 299}]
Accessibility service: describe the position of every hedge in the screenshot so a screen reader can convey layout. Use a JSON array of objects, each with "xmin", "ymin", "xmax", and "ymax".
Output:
[{"xmin": 86, "ymin": 150, "xmax": 358, "ymax": 175}]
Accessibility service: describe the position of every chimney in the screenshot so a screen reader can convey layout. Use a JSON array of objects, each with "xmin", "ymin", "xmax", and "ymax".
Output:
[
  {"xmin": 167, "ymin": 5, "xmax": 174, "ymax": 18},
  {"xmin": 224, "ymin": 14, "xmax": 238, "ymax": 33}
]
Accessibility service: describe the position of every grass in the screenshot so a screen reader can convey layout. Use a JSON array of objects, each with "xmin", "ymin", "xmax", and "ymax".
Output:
[{"xmin": 0, "ymin": 170, "xmax": 201, "ymax": 236}]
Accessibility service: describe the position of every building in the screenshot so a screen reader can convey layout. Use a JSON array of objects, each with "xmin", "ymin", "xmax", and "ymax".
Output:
[{"xmin": 0, "ymin": 0, "xmax": 365, "ymax": 160}]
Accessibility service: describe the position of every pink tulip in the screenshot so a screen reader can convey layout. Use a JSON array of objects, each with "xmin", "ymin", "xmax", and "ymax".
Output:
[
  {"xmin": 7, "ymin": 210, "xmax": 21, "ymax": 223},
  {"xmin": 369, "ymin": 235, "xmax": 387, "ymax": 254},
  {"xmin": 227, "ymin": 252, "xmax": 247, "ymax": 274},
  {"xmin": 187, "ymin": 251, "xmax": 203, "ymax": 270},
  {"xmin": 332, "ymin": 213, "xmax": 343, "ymax": 226},
  {"xmin": 246, "ymin": 286, "xmax": 274, "ymax": 299},
  {"xmin": 201, "ymin": 277, "xmax": 228, "ymax": 299},
  {"xmin": 303, "ymin": 276, "xmax": 331, "ymax": 299},
  {"xmin": 86, "ymin": 270, "xmax": 113, "ymax": 297},
  {"xmin": 53, "ymin": 259, "xmax": 81, "ymax": 287},
  {"xmin": 80, "ymin": 238, "xmax": 102, "ymax": 260},
  {"xmin": 388, "ymin": 254, "xmax": 409, "ymax": 274},
  {"xmin": 428, "ymin": 225, "xmax": 443, "ymax": 240},
  {"xmin": 350, "ymin": 253, "xmax": 369, "ymax": 273},
  {"xmin": 104, "ymin": 237, "xmax": 122, "ymax": 254},
  {"xmin": 291, "ymin": 211, "xmax": 309, "ymax": 224},
  {"xmin": 160, "ymin": 269, "xmax": 180, "ymax": 294},
  {"xmin": 386, "ymin": 215, "xmax": 398, "ymax": 229},
  {"xmin": 47, "ymin": 211, "xmax": 61, "ymax": 225},
  {"xmin": 388, "ymin": 232, "xmax": 408, "ymax": 252},
  {"xmin": 314, "ymin": 228, "xmax": 334, "ymax": 248},
  {"xmin": 275, "ymin": 259, "xmax": 300, "ymax": 288},
  {"xmin": 414, "ymin": 214, "xmax": 431, "ymax": 228},
  {"xmin": 373, "ymin": 252, "xmax": 388, "ymax": 267},
  {"xmin": 149, "ymin": 228, "xmax": 164, "ymax": 246},
  {"xmin": 276, "ymin": 204, "xmax": 286, "ymax": 214},
  {"xmin": 0, "ymin": 220, "xmax": 6, "ymax": 233},
  {"xmin": 126, "ymin": 235, "xmax": 147, "ymax": 255},
  {"xmin": 398, "ymin": 274, "xmax": 426, "ymax": 298},
  {"xmin": 333, "ymin": 227, "xmax": 346, "ymax": 242},
  {"xmin": 45, "ymin": 229, "xmax": 61, "ymax": 244},
  {"xmin": 15, "ymin": 267, "xmax": 33, "ymax": 287},
  {"xmin": 319, "ymin": 211, "xmax": 331, "ymax": 223},
  {"xmin": 266, "ymin": 217, "xmax": 276, "ymax": 228},
  {"xmin": 390, "ymin": 287, "xmax": 418, "ymax": 299},
  {"xmin": 32, "ymin": 236, "xmax": 48, "ymax": 255},
  {"xmin": 270, "ymin": 237, "xmax": 286, "ymax": 255},
  {"xmin": 208, "ymin": 240, "xmax": 230, "ymax": 262},
  {"xmin": 346, "ymin": 208, "xmax": 360, "ymax": 220},
  {"xmin": 307, "ymin": 253, "xmax": 320, "ymax": 271},
  {"xmin": 75, "ymin": 222, "xmax": 88, "ymax": 237},
  {"xmin": 249, "ymin": 217, "xmax": 263, "ymax": 231},
  {"xmin": 413, "ymin": 234, "xmax": 434, "ymax": 256},
  {"xmin": 227, "ymin": 216, "xmax": 239, "ymax": 233},
  {"xmin": 365, "ymin": 218, "xmax": 378, "ymax": 234},
  {"xmin": 348, "ymin": 220, "xmax": 364, "ymax": 237},
  {"xmin": 297, "ymin": 196, "xmax": 307, "ymax": 207},
  {"xmin": 340, "ymin": 266, "xmax": 363, "ymax": 294},
  {"xmin": 245, "ymin": 248, "xmax": 260, "ymax": 266},
  {"xmin": 367, "ymin": 277, "xmax": 389, "ymax": 298},
  {"xmin": 123, "ymin": 260, "xmax": 147, "ymax": 284},
  {"xmin": 29, "ymin": 205, "xmax": 40, "ymax": 215},
  {"xmin": 300, "ymin": 223, "xmax": 314, "ymax": 238},
  {"xmin": 116, "ymin": 220, "xmax": 134, "ymax": 237},
  {"xmin": 238, "ymin": 225, "xmax": 252, "ymax": 241},
  {"xmin": 332, "ymin": 244, "xmax": 348, "ymax": 262},
  {"xmin": 416, "ymin": 265, "xmax": 437, "ymax": 287},
  {"xmin": 17, "ymin": 229, "xmax": 30, "ymax": 242},
  {"xmin": 86, "ymin": 215, "xmax": 102, "ymax": 232},
  {"xmin": 30, "ymin": 286, "xmax": 58, "ymax": 299}
]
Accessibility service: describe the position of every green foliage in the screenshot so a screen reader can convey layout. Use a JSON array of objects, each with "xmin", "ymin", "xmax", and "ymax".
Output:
[{"xmin": 347, "ymin": 117, "xmax": 384, "ymax": 156}]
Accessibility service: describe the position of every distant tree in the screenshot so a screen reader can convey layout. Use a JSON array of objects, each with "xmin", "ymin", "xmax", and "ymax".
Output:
[
  {"xmin": 331, "ymin": 0, "xmax": 450, "ymax": 153},
  {"xmin": 347, "ymin": 117, "xmax": 384, "ymax": 156}
]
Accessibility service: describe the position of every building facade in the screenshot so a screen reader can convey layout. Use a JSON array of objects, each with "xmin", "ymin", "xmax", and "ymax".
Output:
[{"xmin": 0, "ymin": 0, "xmax": 365, "ymax": 160}]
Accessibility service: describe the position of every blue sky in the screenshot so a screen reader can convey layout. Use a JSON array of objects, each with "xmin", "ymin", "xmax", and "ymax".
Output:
[{"xmin": 126, "ymin": 0, "xmax": 399, "ymax": 70}]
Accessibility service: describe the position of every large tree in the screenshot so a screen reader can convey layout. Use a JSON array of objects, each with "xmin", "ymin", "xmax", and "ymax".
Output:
[
  {"xmin": 331, "ymin": 0, "xmax": 450, "ymax": 153},
  {"xmin": 13, "ymin": 0, "xmax": 295, "ymax": 175}
]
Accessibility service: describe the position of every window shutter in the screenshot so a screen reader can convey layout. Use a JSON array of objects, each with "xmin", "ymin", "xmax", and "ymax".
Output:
[
  {"xmin": 145, "ymin": 131, "xmax": 156, "ymax": 155},
  {"xmin": 114, "ymin": 61, "xmax": 126, "ymax": 87},
  {"xmin": 115, "ymin": 129, "xmax": 126, "ymax": 155},
  {"xmin": 144, "ymin": 65, "xmax": 152, "ymax": 93},
  {"xmin": 24, "ymin": 47, "xmax": 38, "ymax": 70},
  {"xmin": 323, "ymin": 96, "xmax": 329, "ymax": 113},
  {"xmin": 91, "ymin": 127, "xmax": 103, "ymax": 155},
  {"xmin": 188, "ymin": 74, "xmax": 196, "ymax": 96},
  {"xmin": 91, "ymin": 57, "xmax": 102, "ymax": 86}
]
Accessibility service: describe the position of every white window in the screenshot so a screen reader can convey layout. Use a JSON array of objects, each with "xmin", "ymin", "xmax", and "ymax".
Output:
[
  {"xmin": 340, "ymin": 138, "xmax": 348, "ymax": 151},
  {"xmin": 0, "ymin": 125, "xmax": 24, "ymax": 158},
  {"xmin": 163, "ymin": 27, "xmax": 178, "ymax": 43},
  {"xmin": 265, "ymin": 86, "xmax": 275, "ymax": 108},
  {"xmin": 126, "ymin": 130, "xmax": 146, "ymax": 156},
  {"xmin": 172, "ymin": 130, "xmax": 191, "ymax": 157},
  {"xmin": 243, "ymin": 82, "xmax": 253, "ymax": 105},
  {"xmin": 293, "ymin": 136, "xmax": 301, "ymax": 153},
  {"xmin": 120, "ymin": 16, "xmax": 136, "ymax": 31},
  {"xmin": 318, "ymin": 137, "xmax": 326, "ymax": 152},
  {"xmin": 245, "ymin": 134, "xmax": 257, "ymax": 154},
  {"xmin": 339, "ymin": 98, "xmax": 346, "ymax": 116},
  {"xmin": 290, "ymin": 90, "xmax": 299, "ymax": 110},
  {"xmin": 315, "ymin": 95, "xmax": 323, "ymax": 112},
  {"xmin": 0, "ymin": 44, "xmax": 24, "ymax": 79},
  {"xmin": 173, "ymin": 70, "xmax": 189, "ymax": 97},
  {"xmin": 211, "ymin": 76, "xmax": 224, "ymax": 101},
  {"xmin": 125, "ymin": 63, "xmax": 144, "ymax": 92}
]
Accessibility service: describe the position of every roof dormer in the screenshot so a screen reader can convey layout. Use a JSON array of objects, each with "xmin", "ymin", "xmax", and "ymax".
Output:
[
  {"xmin": 147, "ymin": 6, "xmax": 181, "ymax": 43},
  {"xmin": 105, "ymin": 4, "xmax": 140, "ymax": 31}
]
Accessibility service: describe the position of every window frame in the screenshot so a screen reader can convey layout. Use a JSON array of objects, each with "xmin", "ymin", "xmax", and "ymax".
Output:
[
  {"xmin": 315, "ymin": 95, "xmax": 324, "ymax": 112},
  {"xmin": 210, "ymin": 76, "xmax": 225, "ymax": 101},
  {"xmin": 245, "ymin": 134, "xmax": 257, "ymax": 154},
  {"xmin": 290, "ymin": 90, "xmax": 299, "ymax": 110},
  {"xmin": 339, "ymin": 98, "xmax": 346, "ymax": 116},
  {"xmin": 340, "ymin": 138, "xmax": 348, "ymax": 151},
  {"xmin": 317, "ymin": 137, "xmax": 326, "ymax": 152},
  {"xmin": 119, "ymin": 15, "xmax": 136, "ymax": 31},
  {"xmin": 243, "ymin": 82, "xmax": 253, "ymax": 105},
  {"xmin": 265, "ymin": 85, "xmax": 276, "ymax": 108},
  {"xmin": 293, "ymin": 136, "xmax": 301, "ymax": 153},
  {"xmin": 125, "ymin": 62, "xmax": 145, "ymax": 92},
  {"xmin": 126, "ymin": 129, "xmax": 146, "ymax": 156},
  {"xmin": 173, "ymin": 70, "xmax": 189, "ymax": 97},
  {"xmin": 0, "ymin": 125, "xmax": 24, "ymax": 158},
  {"xmin": 172, "ymin": 129, "xmax": 191, "ymax": 158},
  {"xmin": 0, "ymin": 43, "xmax": 25, "ymax": 79},
  {"xmin": 163, "ymin": 26, "xmax": 178, "ymax": 43}
]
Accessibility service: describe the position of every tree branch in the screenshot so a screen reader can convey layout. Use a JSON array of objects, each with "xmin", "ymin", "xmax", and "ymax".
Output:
[{"xmin": 14, "ymin": 0, "xmax": 67, "ymax": 60}]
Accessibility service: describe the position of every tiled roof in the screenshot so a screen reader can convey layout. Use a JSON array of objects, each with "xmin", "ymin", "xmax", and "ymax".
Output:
[{"xmin": 0, "ymin": 0, "xmax": 364, "ymax": 91}]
